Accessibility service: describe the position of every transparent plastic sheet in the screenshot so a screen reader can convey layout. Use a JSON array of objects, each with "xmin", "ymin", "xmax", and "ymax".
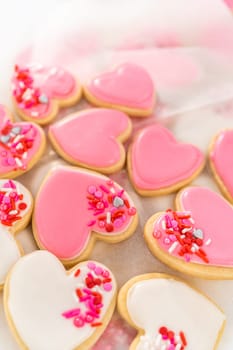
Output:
[{"xmin": 1, "ymin": 0, "xmax": 233, "ymax": 349}]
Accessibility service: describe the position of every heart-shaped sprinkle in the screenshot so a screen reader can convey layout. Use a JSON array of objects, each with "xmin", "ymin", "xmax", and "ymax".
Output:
[
  {"xmin": 12, "ymin": 64, "xmax": 82, "ymax": 124},
  {"xmin": 49, "ymin": 108, "xmax": 131, "ymax": 174},
  {"xmin": 113, "ymin": 196, "xmax": 124, "ymax": 208},
  {"xmin": 118, "ymin": 274, "xmax": 225, "ymax": 350},
  {"xmin": 0, "ymin": 135, "xmax": 10, "ymax": 144},
  {"xmin": 4, "ymin": 251, "xmax": 117, "ymax": 350},
  {"xmin": 128, "ymin": 125, "xmax": 205, "ymax": 195},
  {"xmin": 33, "ymin": 166, "xmax": 137, "ymax": 263},
  {"xmin": 84, "ymin": 63, "xmax": 155, "ymax": 116},
  {"xmin": 11, "ymin": 126, "xmax": 21, "ymax": 135}
]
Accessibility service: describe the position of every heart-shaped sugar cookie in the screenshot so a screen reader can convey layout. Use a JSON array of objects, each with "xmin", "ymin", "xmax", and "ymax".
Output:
[
  {"xmin": 49, "ymin": 108, "xmax": 132, "ymax": 174},
  {"xmin": 128, "ymin": 125, "xmax": 205, "ymax": 196},
  {"xmin": 33, "ymin": 166, "xmax": 138, "ymax": 265},
  {"xmin": 0, "ymin": 105, "xmax": 45, "ymax": 179},
  {"xmin": 84, "ymin": 63, "xmax": 155, "ymax": 117},
  {"xmin": 12, "ymin": 63, "xmax": 82, "ymax": 125},
  {"xmin": 118, "ymin": 274, "xmax": 225, "ymax": 350},
  {"xmin": 0, "ymin": 179, "xmax": 33, "ymax": 288},
  {"xmin": 209, "ymin": 129, "xmax": 233, "ymax": 204},
  {"xmin": 4, "ymin": 251, "xmax": 117, "ymax": 350},
  {"xmin": 144, "ymin": 186, "xmax": 233, "ymax": 279}
]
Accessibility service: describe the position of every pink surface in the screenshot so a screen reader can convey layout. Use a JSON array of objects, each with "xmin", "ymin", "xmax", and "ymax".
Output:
[
  {"xmin": 210, "ymin": 130, "xmax": 233, "ymax": 197},
  {"xmin": 155, "ymin": 187, "xmax": 233, "ymax": 266},
  {"xmin": 49, "ymin": 109, "xmax": 130, "ymax": 167},
  {"xmin": 34, "ymin": 167, "xmax": 135, "ymax": 260},
  {"xmin": 12, "ymin": 64, "xmax": 78, "ymax": 120},
  {"xmin": 87, "ymin": 63, "xmax": 154, "ymax": 110},
  {"xmin": 130, "ymin": 125, "xmax": 204, "ymax": 190},
  {"xmin": 0, "ymin": 105, "xmax": 43, "ymax": 175}
]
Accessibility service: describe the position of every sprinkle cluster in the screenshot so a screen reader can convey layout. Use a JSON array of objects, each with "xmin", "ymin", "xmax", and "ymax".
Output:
[
  {"xmin": 0, "ymin": 180, "xmax": 27, "ymax": 226},
  {"xmin": 154, "ymin": 210, "xmax": 210, "ymax": 263},
  {"xmin": 62, "ymin": 262, "xmax": 113, "ymax": 329},
  {"xmin": 87, "ymin": 180, "xmax": 136, "ymax": 233},
  {"xmin": 0, "ymin": 120, "xmax": 36, "ymax": 170},
  {"xmin": 13, "ymin": 65, "xmax": 49, "ymax": 117},
  {"xmin": 139, "ymin": 327, "xmax": 187, "ymax": 350}
]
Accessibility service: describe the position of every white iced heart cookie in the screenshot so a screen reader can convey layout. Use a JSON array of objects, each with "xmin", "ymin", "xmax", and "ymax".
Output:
[
  {"xmin": 0, "ymin": 179, "xmax": 32, "ymax": 288},
  {"xmin": 4, "ymin": 251, "xmax": 117, "ymax": 350},
  {"xmin": 118, "ymin": 274, "xmax": 225, "ymax": 350}
]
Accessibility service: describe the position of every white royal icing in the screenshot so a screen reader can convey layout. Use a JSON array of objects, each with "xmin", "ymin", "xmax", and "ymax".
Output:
[
  {"xmin": 0, "ymin": 227, "xmax": 21, "ymax": 285},
  {"xmin": 6, "ymin": 251, "xmax": 116, "ymax": 350},
  {"xmin": 126, "ymin": 278, "xmax": 225, "ymax": 350}
]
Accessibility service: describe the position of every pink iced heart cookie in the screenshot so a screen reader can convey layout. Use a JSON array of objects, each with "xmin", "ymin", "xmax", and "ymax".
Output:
[
  {"xmin": 4, "ymin": 251, "xmax": 117, "ymax": 350},
  {"xmin": 12, "ymin": 63, "xmax": 82, "ymax": 125},
  {"xmin": 84, "ymin": 63, "xmax": 155, "ymax": 117},
  {"xmin": 145, "ymin": 186, "xmax": 233, "ymax": 279},
  {"xmin": 118, "ymin": 274, "xmax": 225, "ymax": 350},
  {"xmin": 49, "ymin": 108, "xmax": 132, "ymax": 174},
  {"xmin": 0, "ymin": 179, "xmax": 33, "ymax": 288},
  {"xmin": 33, "ymin": 166, "xmax": 138, "ymax": 264},
  {"xmin": 209, "ymin": 129, "xmax": 233, "ymax": 204},
  {"xmin": 0, "ymin": 105, "xmax": 45, "ymax": 179},
  {"xmin": 128, "ymin": 125, "xmax": 205, "ymax": 196}
]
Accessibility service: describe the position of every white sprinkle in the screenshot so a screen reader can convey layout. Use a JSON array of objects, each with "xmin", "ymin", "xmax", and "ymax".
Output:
[
  {"xmin": 193, "ymin": 243, "xmax": 199, "ymax": 251},
  {"xmin": 161, "ymin": 220, "xmax": 166, "ymax": 230},
  {"xmin": 19, "ymin": 81, "xmax": 25, "ymax": 89},
  {"xmin": 168, "ymin": 241, "xmax": 178, "ymax": 254},
  {"xmin": 191, "ymin": 246, "xmax": 196, "ymax": 253},
  {"xmin": 189, "ymin": 218, "xmax": 195, "ymax": 224},
  {"xmin": 176, "ymin": 345, "xmax": 182, "ymax": 350},
  {"xmin": 110, "ymin": 187, "xmax": 115, "ymax": 194},
  {"xmin": 16, "ymin": 143, "xmax": 23, "ymax": 150},
  {"xmin": 180, "ymin": 235, "xmax": 185, "ymax": 239},
  {"xmin": 0, "ymin": 188, "xmax": 12, "ymax": 193},
  {"xmin": 31, "ymin": 111, "xmax": 39, "ymax": 117},
  {"xmin": 14, "ymin": 135, "xmax": 23, "ymax": 144},
  {"xmin": 22, "ymin": 152, "xmax": 28, "ymax": 159},
  {"xmin": 182, "ymin": 227, "xmax": 192, "ymax": 233},
  {"xmin": 15, "ymin": 158, "xmax": 23, "ymax": 167},
  {"xmin": 9, "ymin": 210, "xmax": 18, "ymax": 215},
  {"xmin": 205, "ymin": 238, "xmax": 212, "ymax": 246},
  {"xmin": 106, "ymin": 212, "xmax": 111, "ymax": 224}
]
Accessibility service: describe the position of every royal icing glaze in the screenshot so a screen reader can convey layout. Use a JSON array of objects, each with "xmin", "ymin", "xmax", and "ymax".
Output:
[
  {"xmin": 85, "ymin": 63, "xmax": 155, "ymax": 111},
  {"xmin": 129, "ymin": 125, "xmax": 204, "ymax": 192},
  {"xmin": 210, "ymin": 130, "xmax": 233, "ymax": 200},
  {"xmin": 153, "ymin": 187, "xmax": 233, "ymax": 267},
  {"xmin": 12, "ymin": 64, "xmax": 80, "ymax": 122},
  {"xmin": 49, "ymin": 108, "xmax": 131, "ymax": 170},
  {"xmin": 0, "ymin": 228, "xmax": 21, "ymax": 285},
  {"xmin": 5, "ymin": 251, "xmax": 116, "ymax": 350},
  {"xmin": 33, "ymin": 166, "xmax": 137, "ymax": 261},
  {"xmin": 125, "ymin": 277, "xmax": 225, "ymax": 350},
  {"xmin": 0, "ymin": 105, "xmax": 45, "ymax": 177}
]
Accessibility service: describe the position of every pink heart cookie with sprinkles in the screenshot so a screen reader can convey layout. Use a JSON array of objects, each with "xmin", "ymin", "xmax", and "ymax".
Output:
[
  {"xmin": 12, "ymin": 63, "xmax": 82, "ymax": 125},
  {"xmin": 0, "ymin": 105, "xmax": 45, "ymax": 179},
  {"xmin": 33, "ymin": 166, "xmax": 138, "ymax": 265},
  {"xmin": 128, "ymin": 124, "xmax": 205, "ymax": 196},
  {"xmin": 118, "ymin": 273, "xmax": 225, "ymax": 350},
  {"xmin": 49, "ymin": 108, "xmax": 132, "ymax": 174},
  {"xmin": 209, "ymin": 129, "xmax": 233, "ymax": 204},
  {"xmin": 0, "ymin": 179, "xmax": 33, "ymax": 288},
  {"xmin": 4, "ymin": 251, "xmax": 117, "ymax": 350},
  {"xmin": 84, "ymin": 63, "xmax": 155, "ymax": 117},
  {"xmin": 145, "ymin": 186, "xmax": 233, "ymax": 279}
]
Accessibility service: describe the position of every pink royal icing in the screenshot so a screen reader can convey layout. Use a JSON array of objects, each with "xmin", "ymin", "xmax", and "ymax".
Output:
[
  {"xmin": 49, "ymin": 109, "xmax": 131, "ymax": 168},
  {"xmin": 210, "ymin": 130, "xmax": 233, "ymax": 198},
  {"xmin": 86, "ymin": 63, "xmax": 155, "ymax": 110},
  {"xmin": 12, "ymin": 64, "xmax": 78, "ymax": 120},
  {"xmin": 154, "ymin": 187, "xmax": 233, "ymax": 266},
  {"xmin": 33, "ymin": 167, "xmax": 137, "ymax": 260},
  {"xmin": 0, "ymin": 105, "xmax": 44, "ymax": 175},
  {"xmin": 130, "ymin": 125, "xmax": 204, "ymax": 191}
]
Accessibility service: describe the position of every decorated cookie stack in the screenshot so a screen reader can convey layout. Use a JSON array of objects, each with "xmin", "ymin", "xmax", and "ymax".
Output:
[{"xmin": 0, "ymin": 60, "xmax": 232, "ymax": 350}]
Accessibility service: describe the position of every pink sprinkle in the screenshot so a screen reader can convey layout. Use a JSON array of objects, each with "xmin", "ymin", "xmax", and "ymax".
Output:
[
  {"xmin": 103, "ymin": 283, "xmax": 112, "ymax": 292},
  {"xmin": 170, "ymin": 234, "xmax": 177, "ymax": 242},
  {"xmin": 87, "ymin": 220, "xmax": 96, "ymax": 227},
  {"xmin": 87, "ymin": 262, "xmax": 96, "ymax": 270},
  {"xmin": 62, "ymin": 308, "xmax": 80, "ymax": 318},
  {"xmin": 99, "ymin": 185, "xmax": 110, "ymax": 193},
  {"xmin": 164, "ymin": 237, "xmax": 171, "ymax": 245},
  {"xmin": 73, "ymin": 316, "xmax": 84, "ymax": 328},
  {"xmin": 153, "ymin": 230, "xmax": 162, "ymax": 239},
  {"xmin": 128, "ymin": 207, "xmax": 136, "ymax": 216},
  {"xmin": 88, "ymin": 185, "xmax": 96, "ymax": 195},
  {"xmin": 102, "ymin": 270, "xmax": 110, "ymax": 278},
  {"xmin": 95, "ymin": 190, "xmax": 103, "ymax": 199},
  {"xmin": 95, "ymin": 266, "xmax": 103, "ymax": 276},
  {"xmin": 98, "ymin": 220, "xmax": 105, "ymax": 228},
  {"xmin": 114, "ymin": 218, "xmax": 123, "ymax": 228},
  {"xmin": 185, "ymin": 254, "xmax": 191, "ymax": 262}
]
